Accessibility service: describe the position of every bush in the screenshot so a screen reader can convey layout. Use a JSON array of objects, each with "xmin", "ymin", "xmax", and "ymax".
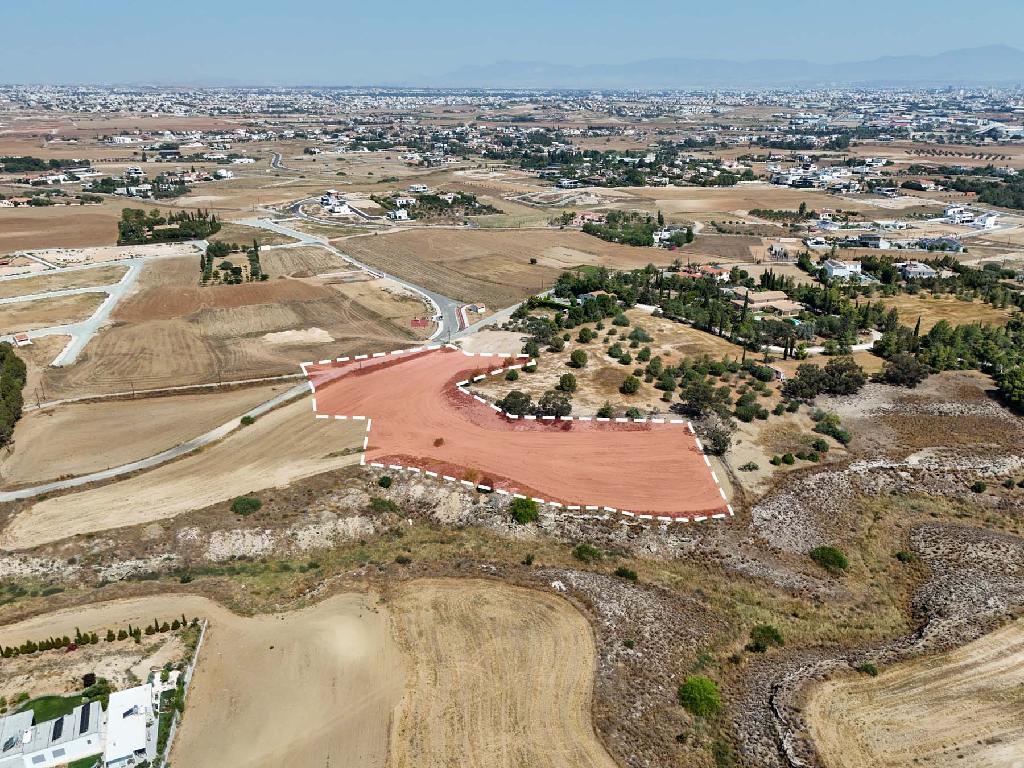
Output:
[
  {"xmin": 573, "ymin": 543, "xmax": 602, "ymax": 562},
  {"xmin": 618, "ymin": 353, "xmax": 632, "ymax": 366},
  {"xmin": 577, "ymin": 328, "xmax": 596, "ymax": 343},
  {"xmin": 559, "ymin": 373, "xmax": 577, "ymax": 392},
  {"xmin": 810, "ymin": 545, "xmax": 849, "ymax": 574},
  {"xmin": 509, "ymin": 497, "xmax": 539, "ymax": 524},
  {"xmin": 505, "ymin": 369, "xmax": 519, "ymax": 381},
  {"xmin": 569, "ymin": 349, "xmax": 588, "ymax": 368},
  {"xmin": 369, "ymin": 496, "xmax": 398, "ymax": 512},
  {"xmin": 612, "ymin": 313, "xmax": 630, "ymax": 327},
  {"xmin": 624, "ymin": 407, "xmax": 643, "ymax": 419},
  {"xmin": 596, "ymin": 402, "xmax": 615, "ymax": 418},
  {"xmin": 378, "ymin": 476, "xmax": 393, "ymax": 488},
  {"xmin": 894, "ymin": 550, "xmax": 916, "ymax": 563},
  {"xmin": 781, "ymin": 453, "xmax": 795, "ymax": 465},
  {"xmin": 747, "ymin": 624, "xmax": 784, "ymax": 653},
  {"xmin": 620, "ymin": 375, "xmax": 640, "ymax": 395},
  {"xmin": 240, "ymin": 414, "xmax": 256, "ymax": 427},
  {"xmin": 614, "ymin": 566, "xmax": 638, "ymax": 581},
  {"xmin": 770, "ymin": 455, "xmax": 782, "ymax": 466},
  {"xmin": 677, "ymin": 676, "xmax": 721, "ymax": 718},
  {"xmin": 394, "ymin": 555, "xmax": 412, "ymax": 565},
  {"xmin": 856, "ymin": 662, "xmax": 879, "ymax": 677},
  {"xmin": 738, "ymin": 461, "xmax": 759, "ymax": 471},
  {"xmin": 497, "ymin": 389, "xmax": 532, "ymax": 415},
  {"xmin": 230, "ymin": 496, "xmax": 262, "ymax": 515},
  {"xmin": 970, "ymin": 480, "xmax": 987, "ymax": 493}
]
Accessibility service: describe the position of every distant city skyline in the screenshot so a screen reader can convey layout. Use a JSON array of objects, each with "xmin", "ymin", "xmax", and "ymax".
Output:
[{"xmin": 4, "ymin": 0, "xmax": 1024, "ymax": 86}]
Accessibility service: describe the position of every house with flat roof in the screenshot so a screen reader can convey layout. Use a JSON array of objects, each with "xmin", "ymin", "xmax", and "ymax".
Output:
[
  {"xmin": 730, "ymin": 287, "xmax": 803, "ymax": 317},
  {"xmin": 103, "ymin": 685, "xmax": 156, "ymax": 768},
  {"xmin": 823, "ymin": 259, "xmax": 862, "ymax": 280},
  {"xmin": 0, "ymin": 701, "xmax": 103, "ymax": 768}
]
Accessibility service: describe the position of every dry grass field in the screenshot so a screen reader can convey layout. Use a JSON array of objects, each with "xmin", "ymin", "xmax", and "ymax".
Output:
[
  {"xmin": 805, "ymin": 618, "xmax": 1024, "ymax": 768},
  {"xmin": 211, "ymin": 221, "xmax": 299, "ymax": 247},
  {"xmin": 258, "ymin": 246, "xmax": 347, "ymax": 277},
  {"xmin": 0, "ymin": 396, "xmax": 366, "ymax": 549},
  {"xmin": 39, "ymin": 256, "xmax": 430, "ymax": 398},
  {"xmin": 878, "ymin": 293, "xmax": 1015, "ymax": 331},
  {"xmin": 0, "ymin": 265, "xmax": 127, "ymax": 299},
  {"xmin": 342, "ymin": 229, "xmax": 678, "ymax": 307},
  {"xmin": 0, "ymin": 292, "xmax": 105, "ymax": 333},
  {"xmin": 387, "ymin": 579, "xmax": 617, "ymax": 768},
  {"xmin": 0, "ymin": 384, "xmax": 289, "ymax": 488}
]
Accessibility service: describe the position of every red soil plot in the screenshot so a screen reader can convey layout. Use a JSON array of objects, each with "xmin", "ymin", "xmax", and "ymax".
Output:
[{"xmin": 303, "ymin": 346, "xmax": 731, "ymax": 522}]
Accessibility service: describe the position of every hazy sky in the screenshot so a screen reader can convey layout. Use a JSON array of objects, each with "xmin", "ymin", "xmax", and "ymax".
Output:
[{"xmin": 3, "ymin": 0, "xmax": 1022, "ymax": 85}]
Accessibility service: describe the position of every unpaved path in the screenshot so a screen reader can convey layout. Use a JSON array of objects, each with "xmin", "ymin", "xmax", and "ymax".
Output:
[
  {"xmin": 387, "ymin": 579, "xmax": 618, "ymax": 768},
  {"xmin": 805, "ymin": 618, "xmax": 1024, "ymax": 768}
]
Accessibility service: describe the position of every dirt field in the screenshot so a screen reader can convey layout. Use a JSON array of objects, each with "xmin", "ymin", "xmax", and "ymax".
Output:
[
  {"xmin": 0, "ymin": 593, "xmax": 405, "ymax": 768},
  {"xmin": 259, "ymin": 245, "xmax": 347, "ymax": 277},
  {"xmin": 0, "ymin": 384, "xmax": 289, "ymax": 488},
  {"xmin": 878, "ymin": 293, "xmax": 1015, "ymax": 331},
  {"xmin": 0, "ymin": 199, "xmax": 128, "ymax": 254},
  {"xmin": 211, "ymin": 221, "xmax": 299, "ymax": 247},
  {"xmin": 0, "ymin": 292, "xmax": 105, "ymax": 333},
  {"xmin": 805, "ymin": 618, "xmax": 1024, "ymax": 768},
  {"xmin": 307, "ymin": 348, "xmax": 729, "ymax": 518},
  {"xmin": 0, "ymin": 265, "xmax": 127, "ymax": 300},
  {"xmin": 387, "ymin": 579, "xmax": 617, "ymax": 768},
  {"xmin": 39, "ymin": 257, "xmax": 431, "ymax": 398},
  {"xmin": 342, "ymin": 229, "xmax": 679, "ymax": 307},
  {"xmin": 0, "ymin": 396, "xmax": 367, "ymax": 549}
]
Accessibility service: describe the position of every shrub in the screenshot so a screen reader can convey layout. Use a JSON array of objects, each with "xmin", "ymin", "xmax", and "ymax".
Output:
[
  {"xmin": 894, "ymin": 550, "xmax": 916, "ymax": 563},
  {"xmin": 369, "ymin": 496, "xmax": 398, "ymax": 512},
  {"xmin": 620, "ymin": 375, "xmax": 640, "ymax": 395},
  {"xmin": 1003, "ymin": 478, "xmax": 1016, "ymax": 489},
  {"xmin": 614, "ymin": 565, "xmax": 638, "ymax": 581},
  {"xmin": 505, "ymin": 369, "xmax": 519, "ymax": 381},
  {"xmin": 559, "ymin": 373, "xmax": 577, "ymax": 392},
  {"xmin": 230, "ymin": 496, "xmax": 262, "ymax": 515},
  {"xmin": 573, "ymin": 543, "xmax": 602, "ymax": 562},
  {"xmin": 433, "ymin": 437, "xmax": 445, "ymax": 447},
  {"xmin": 624, "ymin": 407, "xmax": 643, "ymax": 419},
  {"xmin": 612, "ymin": 313, "xmax": 630, "ymax": 327},
  {"xmin": 497, "ymin": 389, "xmax": 533, "ymax": 415},
  {"xmin": 856, "ymin": 662, "xmax": 879, "ymax": 676},
  {"xmin": 677, "ymin": 676, "xmax": 721, "ymax": 718},
  {"xmin": 523, "ymin": 363, "xmax": 537, "ymax": 373},
  {"xmin": 240, "ymin": 414, "xmax": 256, "ymax": 427},
  {"xmin": 378, "ymin": 476, "xmax": 393, "ymax": 488},
  {"xmin": 810, "ymin": 545, "xmax": 849, "ymax": 574},
  {"xmin": 747, "ymin": 624, "xmax": 784, "ymax": 653},
  {"xmin": 970, "ymin": 480, "xmax": 987, "ymax": 493},
  {"xmin": 569, "ymin": 349, "xmax": 588, "ymax": 368},
  {"xmin": 781, "ymin": 453, "xmax": 796, "ymax": 465},
  {"xmin": 596, "ymin": 402, "xmax": 615, "ymax": 418},
  {"xmin": 770, "ymin": 455, "xmax": 782, "ymax": 466},
  {"xmin": 810, "ymin": 438, "xmax": 829, "ymax": 453},
  {"xmin": 619, "ymin": 353, "xmax": 632, "ymax": 366},
  {"xmin": 509, "ymin": 497, "xmax": 539, "ymax": 524},
  {"xmin": 577, "ymin": 328, "xmax": 596, "ymax": 343},
  {"xmin": 739, "ymin": 461, "xmax": 759, "ymax": 471}
]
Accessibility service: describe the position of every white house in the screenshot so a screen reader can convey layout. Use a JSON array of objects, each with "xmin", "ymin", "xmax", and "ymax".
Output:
[
  {"xmin": 823, "ymin": 259, "xmax": 862, "ymax": 280},
  {"xmin": 0, "ymin": 702, "xmax": 103, "ymax": 768},
  {"xmin": 103, "ymin": 685, "xmax": 156, "ymax": 768},
  {"xmin": 387, "ymin": 208, "xmax": 409, "ymax": 221},
  {"xmin": 944, "ymin": 204, "xmax": 975, "ymax": 225},
  {"xmin": 407, "ymin": 184, "xmax": 429, "ymax": 193},
  {"xmin": 973, "ymin": 212, "xmax": 999, "ymax": 230}
]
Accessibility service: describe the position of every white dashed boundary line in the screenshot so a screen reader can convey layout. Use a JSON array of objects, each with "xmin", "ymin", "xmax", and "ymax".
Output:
[{"xmin": 301, "ymin": 344, "xmax": 734, "ymax": 525}]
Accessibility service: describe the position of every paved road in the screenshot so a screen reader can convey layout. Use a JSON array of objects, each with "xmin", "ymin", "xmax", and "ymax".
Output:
[
  {"xmin": 0, "ymin": 382, "xmax": 308, "ymax": 502},
  {"xmin": 0, "ymin": 259, "xmax": 144, "ymax": 365},
  {"xmin": 238, "ymin": 216, "xmax": 462, "ymax": 341}
]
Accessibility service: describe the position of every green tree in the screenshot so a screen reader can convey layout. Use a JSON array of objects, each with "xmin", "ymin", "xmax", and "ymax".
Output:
[
  {"xmin": 569, "ymin": 349, "xmax": 588, "ymax": 368},
  {"xmin": 559, "ymin": 373, "xmax": 578, "ymax": 392},
  {"xmin": 536, "ymin": 390, "xmax": 572, "ymax": 417},
  {"xmin": 677, "ymin": 676, "xmax": 721, "ymax": 718},
  {"xmin": 879, "ymin": 353, "xmax": 930, "ymax": 388},
  {"xmin": 620, "ymin": 375, "xmax": 640, "ymax": 395},
  {"xmin": 998, "ymin": 366, "xmax": 1024, "ymax": 410},
  {"xmin": 497, "ymin": 390, "xmax": 533, "ymax": 415}
]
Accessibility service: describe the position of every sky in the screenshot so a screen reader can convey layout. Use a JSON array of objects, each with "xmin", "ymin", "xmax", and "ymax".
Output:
[{"xmin": 2, "ymin": 0, "xmax": 1023, "ymax": 86}]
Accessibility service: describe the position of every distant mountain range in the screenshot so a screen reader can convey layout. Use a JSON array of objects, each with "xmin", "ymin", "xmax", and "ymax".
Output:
[{"xmin": 428, "ymin": 45, "xmax": 1024, "ymax": 90}]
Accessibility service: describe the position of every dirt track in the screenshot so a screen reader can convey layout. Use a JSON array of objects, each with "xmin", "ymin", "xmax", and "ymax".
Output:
[
  {"xmin": 0, "ymin": 396, "xmax": 366, "ymax": 549},
  {"xmin": 308, "ymin": 348, "xmax": 729, "ymax": 518},
  {"xmin": 387, "ymin": 579, "xmax": 617, "ymax": 768},
  {"xmin": 805, "ymin": 618, "xmax": 1024, "ymax": 768}
]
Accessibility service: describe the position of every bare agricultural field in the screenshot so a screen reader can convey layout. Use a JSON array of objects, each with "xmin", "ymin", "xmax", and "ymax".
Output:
[
  {"xmin": 0, "ymin": 396, "xmax": 367, "ymax": 549},
  {"xmin": 0, "ymin": 291, "xmax": 105, "ymax": 333},
  {"xmin": 39, "ymin": 257, "xmax": 429, "ymax": 398},
  {"xmin": 211, "ymin": 221, "xmax": 299, "ymax": 247},
  {"xmin": 259, "ymin": 246, "xmax": 347, "ymax": 277},
  {"xmin": 342, "ymin": 229, "xmax": 677, "ymax": 307},
  {"xmin": 0, "ymin": 199, "xmax": 129, "ymax": 254},
  {"xmin": 878, "ymin": 293, "xmax": 1014, "ymax": 331},
  {"xmin": 0, "ymin": 265, "xmax": 127, "ymax": 300},
  {"xmin": 0, "ymin": 593, "xmax": 405, "ymax": 768},
  {"xmin": 387, "ymin": 579, "xmax": 617, "ymax": 768},
  {"xmin": 805, "ymin": 618, "xmax": 1024, "ymax": 768},
  {"xmin": 616, "ymin": 185, "xmax": 881, "ymax": 218},
  {"xmin": 0, "ymin": 384, "xmax": 289, "ymax": 488}
]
